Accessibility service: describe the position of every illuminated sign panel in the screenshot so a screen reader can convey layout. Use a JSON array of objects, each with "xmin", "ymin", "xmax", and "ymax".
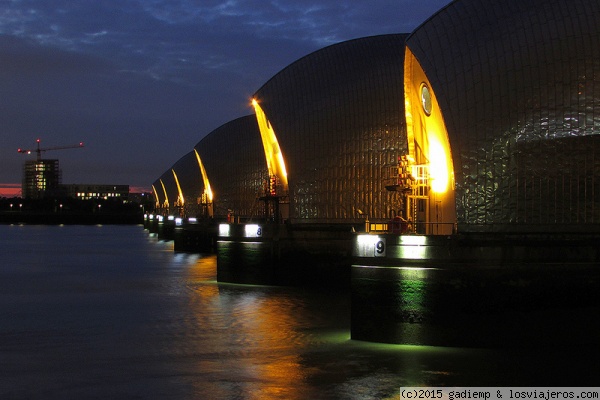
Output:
[
  {"xmin": 219, "ymin": 224, "xmax": 230, "ymax": 237},
  {"xmin": 356, "ymin": 235, "xmax": 386, "ymax": 257},
  {"xmin": 245, "ymin": 224, "xmax": 262, "ymax": 238}
]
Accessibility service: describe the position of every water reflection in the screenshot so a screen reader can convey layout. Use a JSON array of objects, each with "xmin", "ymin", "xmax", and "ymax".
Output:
[
  {"xmin": 1, "ymin": 225, "xmax": 598, "ymax": 400},
  {"xmin": 176, "ymin": 256, "xmax": 600, "ymax": 397},
  {"xmin": 183, "ymin": 257, "xmax": 317, "ymax": 399}
]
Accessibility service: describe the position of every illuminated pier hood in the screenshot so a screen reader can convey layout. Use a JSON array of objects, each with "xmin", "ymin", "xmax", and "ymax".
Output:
[
  {"xmin": 403, "ymin": 46, "xmax": 456, "ymax": 235},
  {"xmin": 252, "ymin": 98, "xmax": 288, "ymax": 189}
]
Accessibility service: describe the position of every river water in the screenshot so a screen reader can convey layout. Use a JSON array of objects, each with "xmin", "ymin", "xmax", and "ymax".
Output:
[{"xmin": 0, "ymin": 225, "xmax": 598, "ymax": 399}]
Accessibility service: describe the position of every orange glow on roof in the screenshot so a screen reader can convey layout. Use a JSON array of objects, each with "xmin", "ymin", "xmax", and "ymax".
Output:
[
  {"xmin": 159, "ymin": 179, "xmax": 169, "ymax": 208},
  {"xmin": 252, "ymin": 98, "xmax": 288, "ymax": 187},
  {"xmin": 151, "ymin": 184, "xmax": 160, "ymax": 207},
  {"xmin": 194, "ymin": 149, "xmax": 213, "ymax": 202},
  {"xmin": 404, "ymin": 48, "xmax": 454, "ymax": 194},
  {"xmin": 171, "ymin": 169, "xmax": 184, "ymax": 206}
]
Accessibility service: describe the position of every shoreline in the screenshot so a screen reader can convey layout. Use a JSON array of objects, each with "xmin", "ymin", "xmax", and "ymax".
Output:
[{"xmin": 0, "ymin": 211, "xmax": 143, "ymax": 225}]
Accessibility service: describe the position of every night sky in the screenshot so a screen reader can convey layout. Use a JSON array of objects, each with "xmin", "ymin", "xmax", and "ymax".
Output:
[{"xmin": 1, "ymin": 0, "xmax": 451, "ymax": 196}]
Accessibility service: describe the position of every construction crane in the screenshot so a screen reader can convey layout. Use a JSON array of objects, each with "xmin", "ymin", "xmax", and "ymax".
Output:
[{"xmin": 18, "ymin": 138, "xmax": 84, "ymax": 160}]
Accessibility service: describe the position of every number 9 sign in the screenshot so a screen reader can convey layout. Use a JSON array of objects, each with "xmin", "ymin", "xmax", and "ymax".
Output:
[
  {"xmin": 374, "ymin": 238, "xmax": 386, "ymax": 257},
  {"xmin": 374, "ymin": 239, "xmax": 386, "ymax": 257},
  {"xmin": 357, "ymin": 235, "xmax": 386, "ymax": 257}
]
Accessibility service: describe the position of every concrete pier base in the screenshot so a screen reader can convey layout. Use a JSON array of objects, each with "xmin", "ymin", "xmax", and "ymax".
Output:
[
  {"xmin": 216, "ymin": 223, "xmax": 354, "ymax": 287},
  {"xmin": 351, "ymin": 233, "xmax": 600, "ymax": 347},
  {"xmin": 173, "ymin": 223, "xmax": 217, "ymax": 253},
  {"xmin": 144, "ymin": 216, "xmax": 169, "ymax": 239},
  {"xmin": 157, "ymin": 219, "xmax": 175, "ymax": 241}
]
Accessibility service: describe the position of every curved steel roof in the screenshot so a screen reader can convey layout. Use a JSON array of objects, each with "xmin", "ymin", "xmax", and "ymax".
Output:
[
  {"xmin": 254, "ymin": 34, "xmax": 409, "ymax": 222},
  {"xmin": 407, "ymin": 0, "xmax": 600, "ymax": 232}
]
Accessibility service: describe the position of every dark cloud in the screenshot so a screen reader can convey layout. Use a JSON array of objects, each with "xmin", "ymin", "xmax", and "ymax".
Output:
[{"xmin": 0, "ymin": 0, "xmax": 451, "ymax": 191}]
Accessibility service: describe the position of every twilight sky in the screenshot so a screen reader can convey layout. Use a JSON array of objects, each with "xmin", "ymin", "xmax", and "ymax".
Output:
[{"xmin": 0, "ymin": 0, "xmax": 451, "ymax": 196}]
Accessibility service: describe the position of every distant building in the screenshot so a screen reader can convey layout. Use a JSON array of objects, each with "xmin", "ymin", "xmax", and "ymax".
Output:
[
  {"xmin": 62, "ymin": 184, "xmax": 129, "ymax": 201},
  {"xmin": 22, "ymin": 159, "xmax": 62, "ymax": 199},
  {"xmin": 20, "ymin": 155, "xmax": 130, "ymax": 202}
]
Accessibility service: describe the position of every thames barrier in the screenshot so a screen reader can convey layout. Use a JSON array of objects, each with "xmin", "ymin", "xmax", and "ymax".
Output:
[{"xmin": 147, "ymin": 0, "xmax": 600, "ymax": 346}]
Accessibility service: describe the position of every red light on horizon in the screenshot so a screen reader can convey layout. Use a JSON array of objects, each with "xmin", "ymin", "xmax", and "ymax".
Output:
[{"xmin": 0, "ymin": 183, "xmax": 22, "ymax": 197}]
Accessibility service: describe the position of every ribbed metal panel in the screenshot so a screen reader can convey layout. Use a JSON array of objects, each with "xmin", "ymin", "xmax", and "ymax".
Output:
[
  {"xmin": 407, "ymin": 0, "xmax": 600, "ymax": 232},
  {"xmin": 194, "ymin": 115, "xmax": 267, "ymax": 219},
  {"xmin": 153, "ymin": 169, "xmax": 178, "ymax": 210},
  {"xmin": 253, "ymin": 34, "xmax": 409, "ymax": 224},
  {"xmin": 171, "ymin": 151, "xmax": 201, "ymax": 214}
]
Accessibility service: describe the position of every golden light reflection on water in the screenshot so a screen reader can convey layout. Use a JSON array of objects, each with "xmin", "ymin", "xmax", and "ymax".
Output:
[
  {"xmin": 175, "ymin": 256, "xmax": 477, "ymax": 398},
  {"xmin": 5, "ymin": 226, "xmax": 592, "ymax": 397},
  {"xmin": 183, "ymin": 255, "xmax": 314, "ymax": 399}
]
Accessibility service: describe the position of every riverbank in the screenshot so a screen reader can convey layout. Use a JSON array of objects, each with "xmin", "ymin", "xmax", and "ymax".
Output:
[
  {"xmin": 0, "ymin": 211, "xmax": 143, "ymax": 225},
  {"xmin": 0, "ymin": 197, "xmax": 145, "ymax": 225}
]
